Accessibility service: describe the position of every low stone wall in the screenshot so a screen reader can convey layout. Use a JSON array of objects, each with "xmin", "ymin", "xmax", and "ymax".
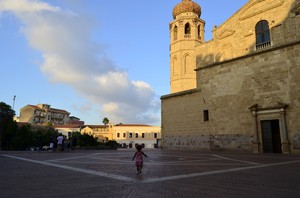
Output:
[{"xmin": 162, "ymin": 134, "xmax": 253, "ymax": 151}]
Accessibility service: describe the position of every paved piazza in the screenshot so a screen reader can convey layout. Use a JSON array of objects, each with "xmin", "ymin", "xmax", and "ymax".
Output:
[{"xmin": 1, "ymin": 149, "xmax": 300, "ymax": 197}]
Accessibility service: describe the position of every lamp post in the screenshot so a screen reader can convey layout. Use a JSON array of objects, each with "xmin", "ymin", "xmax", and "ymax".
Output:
[{"xmin": 13, "ymin": 95, "xmax": 16, "ymax": 111}]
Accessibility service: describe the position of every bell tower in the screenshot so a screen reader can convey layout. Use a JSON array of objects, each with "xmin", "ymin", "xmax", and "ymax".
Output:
[{"xmin": 170, "ymin": 0, "xmax": 205, "ymax": 93}]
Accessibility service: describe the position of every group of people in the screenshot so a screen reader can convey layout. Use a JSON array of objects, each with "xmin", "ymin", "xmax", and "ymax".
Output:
[{"xmin": 49, "ymin": 134, "xmax": 72, "ymax": 152}]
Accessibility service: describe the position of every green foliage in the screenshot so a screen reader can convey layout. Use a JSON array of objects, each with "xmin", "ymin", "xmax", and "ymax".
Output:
[
  {"xmin": 2, "ymin": 128, "xmax": 100, "ymax": 150},
  {"xmin": 102, "ymin": 117, "xmax": 109, "ymax": 126},
  {"xmin": 0, "ymin": 102, "xmax": 15, "ymax": 116},
  {"xmin": 1, "ymin": 119, "xmax": 18, "ymax": 150},
  {"xmin": 47, "ymin": 122, "xmax": 54, "ymax": 126},
  {"xmin": 105, "ymin": 140, "xmax": 119, "ymax": 148},
  {"xmin": 30, "ymin": 126, "xmax": 58, "ymax": 149},
  {"xmin": 0, "ymin": 102, "xmax": 16, "ymax": 150},
  {"xmin": 1, "ymin": 123, "xmax": 59, "ymax": 151},
  {"xmin": 0, "ymin": 101, "xmax": 60, "ymax": 150},
  {"xmin": 0, "ymin": 101, "xmax": 100, "ymax": 150},
  {"xmin": 72, "ymin": 132, "xmax": 98, "ymax": 147},
  {"xmin": 10, "ymin": 124, "xmax": 32, "ymax": 150}
]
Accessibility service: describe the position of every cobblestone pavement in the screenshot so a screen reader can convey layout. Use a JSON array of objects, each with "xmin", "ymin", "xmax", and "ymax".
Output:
[{"xmin": 1, "ymin": 149, "xmax": 300, "ymax": 198}]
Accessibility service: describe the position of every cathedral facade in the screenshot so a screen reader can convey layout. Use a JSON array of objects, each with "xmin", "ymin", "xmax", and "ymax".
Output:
[{"xmin": 161, "ymin": 0, "xmax": 300, "ymax": 153}]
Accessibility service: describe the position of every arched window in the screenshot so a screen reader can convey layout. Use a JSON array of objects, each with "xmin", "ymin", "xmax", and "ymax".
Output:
[
  {"xmin": 174, "ymin": 26, "xmax": 178, "ymax": 41},
  {"xmin": 184, "ymin": 54, "xmax": 192, "ymax": 74},
  {"xmin": 172, "ymin": 57, "xmax": 179, "ymax": 75},
  {"xmin": 255, "ymin": 20, "xmax": 271, "ymax": 49},
  {"xmin": 185, "ymin": 23, "xmax": 191, "ymax": 35},
  {"xmin": 197, "ymin": 25, "xmax": 201, "ymax": 39}
]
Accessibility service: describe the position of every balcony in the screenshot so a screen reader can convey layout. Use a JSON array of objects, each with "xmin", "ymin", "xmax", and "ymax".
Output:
[
  {"xmin": 255, "ymin": 41, "xmax": 271, "ymax": 50},
  {"xmin": 35, "ymin": 112, "xmax": 46, "ymax": 117},
  {"xmin": 184, "ymin": 34, "xmax": 191, "ymax": 38}
]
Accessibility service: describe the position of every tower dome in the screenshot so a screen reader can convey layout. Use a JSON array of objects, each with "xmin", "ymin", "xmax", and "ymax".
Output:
[{"xmin": 172, "ymin": 0, "xmax": 201, "ymax": 19}]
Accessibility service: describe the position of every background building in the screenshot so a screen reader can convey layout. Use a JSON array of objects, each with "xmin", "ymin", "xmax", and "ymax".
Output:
[
  {"xmin": 54, "ymin": 124, "xmax": 82, "ymax": 137},
  {"xmin": 161, "ymin": 0, "xmax": 300, "ymax": 153},
  {"xmin": 68, "ymin": 116, "xmax": 85, "ymax": 125},
  {"xmin": 18, "ymin": 103, "xmax": 160, "ymax": 148},
  {"xmin": 19, "ymin": 104, "xmax": 83, "ymax": 126},
  {"xmin": 80, "ymin": 125, "xmax": 112, "ymax": 143},
  {"xmin": 80, "ymin": 123, "xmax": 161, "ymax": 148},
  {"xmin": 112, "ymin": 124, "xmax": 161, "ymax": 148}
]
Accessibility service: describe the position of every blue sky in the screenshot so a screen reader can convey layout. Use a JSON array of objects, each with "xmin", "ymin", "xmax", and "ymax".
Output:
[{"xmin": 0, "ymin": 0, "xmax": 248, "ymax": 125}]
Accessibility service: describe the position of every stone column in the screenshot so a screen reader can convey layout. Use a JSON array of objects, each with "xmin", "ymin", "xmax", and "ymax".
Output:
[
  {"xmin": 280, "ymin": 108, "xmax": 290, "ymax": 153},
  {"xmin": 252, "ymin": 111, "xmax": 260, "ymax": 153}
]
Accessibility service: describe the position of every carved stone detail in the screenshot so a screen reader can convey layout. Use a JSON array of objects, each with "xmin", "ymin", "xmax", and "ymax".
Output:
[
  {"xmin": 217, "ymin": 29, "xmax": 236, "ymax": 39},
  {"xmin": 239, "ymin": 0, "xmax": 284, "ymax": 20}
]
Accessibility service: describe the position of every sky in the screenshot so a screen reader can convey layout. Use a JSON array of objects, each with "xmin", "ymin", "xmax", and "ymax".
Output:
[{"xmin": 0, "ymin": 0, "xmax": 248, "ymax": 125}]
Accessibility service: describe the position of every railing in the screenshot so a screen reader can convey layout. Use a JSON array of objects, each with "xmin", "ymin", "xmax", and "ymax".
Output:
[
  {"xmin": 35, "ymin": 112, "xmax": 46, "ymax": 117},
  {"xmin": 255, "ymin": 41, "xmax": 271, "ymax": 50},
  {"xmin": 184, "ymin": 34, "xmax": 191, "ymax": 38}
]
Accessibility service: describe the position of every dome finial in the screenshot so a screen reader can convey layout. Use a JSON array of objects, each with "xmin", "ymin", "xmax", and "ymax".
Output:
[{"xmin": 172, "ymin": 0, "xmax": 201, "ymax": 19}]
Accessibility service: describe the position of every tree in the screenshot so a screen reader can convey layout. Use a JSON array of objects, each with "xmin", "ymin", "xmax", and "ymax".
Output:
[
  {"xmin": 0, "ymin": 102, "xmax": 15, "ymax": 150},
  {"xmin": 102, "ymin": 117, "xmax": 109, "ymax": 126},
  {"xmin": 11, "ymin": 124, "xmax": 33, "ymax": 150},
  {"xmin": 0, "ymin": 102, "xmax": 15, "ymax": 122},
  {"xmin": 71, "ymin": 132, "xmax": 98, "ymax": 147},
  {"xmin": 0, "ymin": 102, "xmax": 60, "ymax": 150}
]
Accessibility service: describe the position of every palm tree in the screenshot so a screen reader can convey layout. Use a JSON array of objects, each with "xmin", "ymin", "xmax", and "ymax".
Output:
[{"xmin": 102, "ymin": 117, "xmax": 109, "ymax": 126}]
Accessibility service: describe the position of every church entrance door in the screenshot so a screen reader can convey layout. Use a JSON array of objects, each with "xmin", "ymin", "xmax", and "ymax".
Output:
[{"xmin": 261, "ymin": 120, "xmax": 282, "ymax": 153}]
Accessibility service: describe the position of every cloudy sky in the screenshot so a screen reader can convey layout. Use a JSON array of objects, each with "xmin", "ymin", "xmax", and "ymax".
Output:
[{"xmin": 0, "ymin": 0, "xmax": 248, "ymax": 125}]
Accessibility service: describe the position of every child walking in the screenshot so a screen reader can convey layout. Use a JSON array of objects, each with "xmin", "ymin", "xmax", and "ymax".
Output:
[{"xmin": 132, "ymin": 144, "xmax": 148, "ymax": 174}]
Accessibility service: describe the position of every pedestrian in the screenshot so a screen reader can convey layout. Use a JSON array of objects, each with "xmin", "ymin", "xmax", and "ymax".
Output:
[
  {"xmin": 61, "ymin": 135, "xmax": 67, "ymax": 151},
  {"xmin": 57, "ymin": 134, "xmax": 64, "ymax": 152},
  {"xmin": 132, "ymin": 144, "xmax": 147, "ymax": 174},
  {"xmin": 65, "ymin": 137, "xmax": 71, "ymax": 152}
]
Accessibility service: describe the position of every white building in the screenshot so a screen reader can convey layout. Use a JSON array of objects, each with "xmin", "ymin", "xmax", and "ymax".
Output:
[
  {"xmin": 112, "ymin": 124, "xmax": 161, "ymax": 148},
  {"xmin": 80, "ymin": 123, "xmax": 161, "ymax": 148}
]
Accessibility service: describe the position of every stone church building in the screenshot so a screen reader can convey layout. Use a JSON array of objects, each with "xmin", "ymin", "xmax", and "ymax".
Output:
[{"xmin": 161, "ymin": 0, "xmax": 300, "ymax": 153}]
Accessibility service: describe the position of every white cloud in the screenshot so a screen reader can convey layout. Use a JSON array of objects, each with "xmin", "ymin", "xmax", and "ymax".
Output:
[
  {"xmin": 0, "ymin": 0, "xmax": 60, "ymax": 13},
  {"xmin": 103, "ymin": 102, "xmax": 119, "ymax": 113},
  {"xmin": 0, "ymin": 0, "xmax": 160, "ymax": 125}
]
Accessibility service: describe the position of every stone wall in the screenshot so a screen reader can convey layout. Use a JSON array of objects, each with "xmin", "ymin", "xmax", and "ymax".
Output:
[
  {"xmin": 161, "ymin": 90, "xmax": 208, "ymax": 149},
  {"xmin": 197, "ymin": 43, "xmax": 300, "ymax": 152},
  {"xmin": 162, "ymin": 41, "xmax": 300, "ymax": 152},
  {"xmin": 196, "ymin": 0, "xmax": 298, "ymax": 67}
]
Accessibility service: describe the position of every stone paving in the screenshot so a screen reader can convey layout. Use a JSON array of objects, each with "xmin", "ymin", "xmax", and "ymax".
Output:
[{"xmin": 1, "ymin": 149, "xmax": 300, "ymax": 198}]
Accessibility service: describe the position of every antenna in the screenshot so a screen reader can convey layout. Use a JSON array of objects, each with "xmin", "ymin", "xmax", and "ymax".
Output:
[{"xmin": 13, "ymin": 95, "xmax": 16, "ymax": 110}]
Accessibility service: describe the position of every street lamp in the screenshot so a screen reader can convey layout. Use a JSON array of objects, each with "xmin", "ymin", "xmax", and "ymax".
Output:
[{"xmin": 13, "ymin": 95, "xmax": 16, "ymax": 111}]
